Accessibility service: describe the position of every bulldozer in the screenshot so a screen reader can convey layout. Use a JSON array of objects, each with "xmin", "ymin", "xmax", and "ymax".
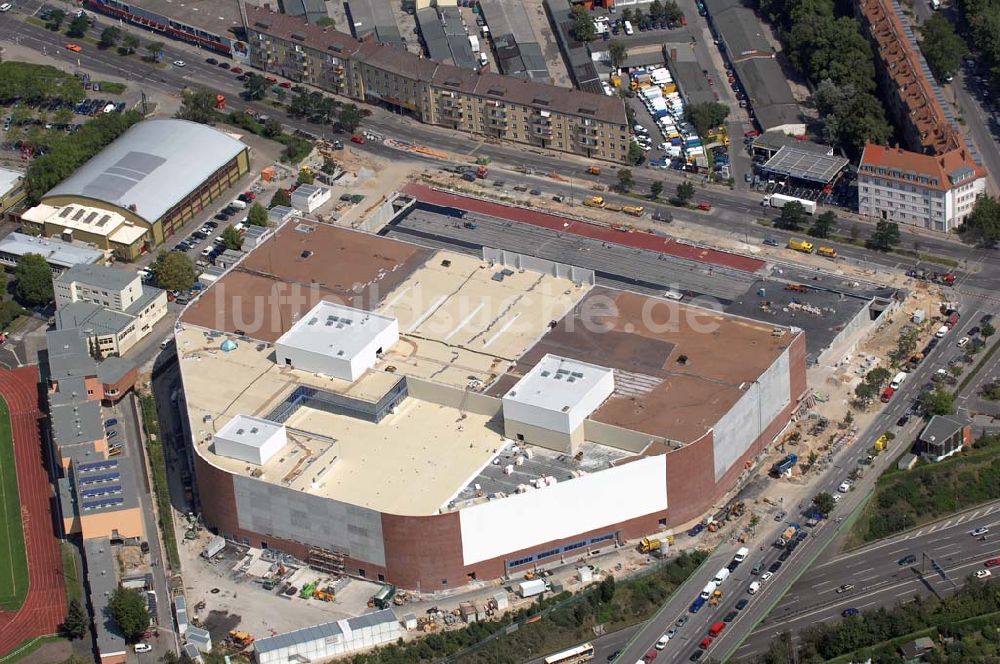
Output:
[
  {"xmin": 709, "ymin": 589, "xmax": 723, "ymax": 606},
  {"xmin": 314, "ymin": 587, "xmax": 336, "ymax": 602}
]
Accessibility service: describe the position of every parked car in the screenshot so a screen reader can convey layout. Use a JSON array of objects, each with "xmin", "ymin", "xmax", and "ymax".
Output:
[{"xmin": 841, "ymin": 608, "xmax": 859, "ymax": 617}]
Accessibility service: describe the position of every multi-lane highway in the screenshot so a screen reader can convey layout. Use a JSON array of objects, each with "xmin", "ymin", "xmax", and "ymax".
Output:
[{"xmin": 736, "ymin": 500, "xmax": 1000, "ymax": 660}]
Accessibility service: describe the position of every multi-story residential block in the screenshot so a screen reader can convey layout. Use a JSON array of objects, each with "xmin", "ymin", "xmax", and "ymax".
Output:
[
  {"xmin": 244, "ymin": 5, "xmax": 629, "ymax": 163},
  {"xmin": 855, "ymin": 0, "xmax": 987, "ymax": 231},
  {"xmin": 858, "ymin": 144, "xmax": 986, "ymax": 232}
]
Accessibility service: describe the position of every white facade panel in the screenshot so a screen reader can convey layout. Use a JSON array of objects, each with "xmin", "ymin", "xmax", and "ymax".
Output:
[
  {"xmin": 458, "ymin": 454, "xmax": 667, "ymax": 566},
  {"xmin": 712, "ymin": 347, "xmax": 791, "ymax": 481}
]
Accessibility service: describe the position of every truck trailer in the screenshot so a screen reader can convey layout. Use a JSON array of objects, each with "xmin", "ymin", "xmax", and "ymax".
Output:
[
  {"xmin": 518, "ymin": 579, "xmax": 550, "ymax": 598},
  {"xmin": 763, "ymin": 193, "xmax": 817, "ymax": 215}
]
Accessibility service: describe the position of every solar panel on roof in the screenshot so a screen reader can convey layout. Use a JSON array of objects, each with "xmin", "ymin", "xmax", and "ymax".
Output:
[
  {"xmin": 79, "ymin": 471, "xmax": 120, "ymax": 486},
  {"xmin": 80, "ymin": 484, "xmax": 122, "ymax": 499},
  {"xmin": 78, "ymin": 459, "xmax": 119, "ymax": 472},
  {"xmin": 82, "ymin": 497, "xmax": 124, "ymax": 511}
]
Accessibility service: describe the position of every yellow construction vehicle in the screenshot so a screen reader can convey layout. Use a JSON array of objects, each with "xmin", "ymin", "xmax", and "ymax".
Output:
[
  {"xmin": 709, "ymin": 589, "xmax": 723, "ymax": 606},
  {"xmin": 622, "ymin": 206, "xmax": 645, "ymax": 217},
  {"xmin": 229, "ymin": 630, "xmax": 255, "ymax": 647},
  {"xmin": 817, "ymin": 246, "xmax": 838, "ymax": 258},
  {"xmin": 314, "ymin": 587, "xmax": 335, "ymax": 602},
  {"xmin": 638, "ymin": 537, "xmax": 662, "ymax": 553},
  {"xmin": 787, "ymin": 238, "xmax": 815, "ymax": 254},
  {"xmin": 583, "ymin": 196, "xmax": 606, "ymax": 208},
  {"xmin": 586, "ymin": 165, "xmax": 602, "ymax": 175}
]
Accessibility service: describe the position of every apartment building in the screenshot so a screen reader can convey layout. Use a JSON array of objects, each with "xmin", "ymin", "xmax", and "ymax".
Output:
[
  {"xmin": 244, "ymin": 5, "xmax": 628, "ymax": 163},
  {"xmin": 858, "ymin": 145, "xmax": 986, "ymax": 232},
  {"xmin": 855, "ymin": 0, "xmax": 986, "ymax": 231}
]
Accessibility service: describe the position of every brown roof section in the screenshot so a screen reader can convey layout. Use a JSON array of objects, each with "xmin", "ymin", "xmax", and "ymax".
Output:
[
  {"xmin": 488, "ymin": 288, "xmax": 798, "ymax": 443},
  {"xmin": 180, "ymin": 222, "xmax": 432, "ymax": 341},
  {"xmin": 857, "ymin": 0, "xmax": 960, "ymax": 155},
  {"xmin": 860, "ymin": 143, "xmax": 985, "ymax": 191},
  {"xmin": 246, "ymin": 5, "xmax": 626, "ymax": 126}
]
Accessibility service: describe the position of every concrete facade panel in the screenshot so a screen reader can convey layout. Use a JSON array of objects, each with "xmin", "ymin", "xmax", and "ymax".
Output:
[{"xmin": 233, "ymin": 474, "xmax": 387, "ymax": 567}]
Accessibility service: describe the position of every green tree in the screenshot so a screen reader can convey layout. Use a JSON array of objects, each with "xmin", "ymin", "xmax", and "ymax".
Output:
[
  {"xmin": 63, "ymin": 597, "xmax": 89, "ymax": 640},
  {"xmin": 812, "ymin": 80, "xmax": 892, "ymax": 160},
  {"xmin": 924, "ymin": 389, "xmax": 956, "ymax": 416},
  {"xmin": 66, "ymin": 15, "xmax": 89, "ymax": 38},
  {"xmin": 608, "ymin": 41, "xmax": 628, "ymax": 68},
  {"xmin": 854, "ymin": 381, "xmax": 877, "ymax": 403},
  {"xmin": 221, "ymin": 226, "xmax": 243, "ymax": 251},
  {"xmin": 676, "ymin": 181, "xmax": 696, "ymax": 205},
  {"xmin": 807, "ymin": 450, "xmax": 819, "ymax": 468},
  {"xmin": 14, "ymin": 254, "xmax": 53, "ymax": 306},
  {"xmin": 247, "ymin": 203, "xmax": 268, "ymax": 227},
  {"xmin": 109, "ymin": 587, "xmax": 149, "ymax": 642},
  {"xmin": 650, "ymin": 180, "xmax": 664, "ymax": 199},
  {"xmin": 982, "ymin": 322, "xmax": 995, "ymax": 338},
  {"xmin": 865, "ymin": 367, "xmax": 892, "ymax": 389},
  {"xmin": 244, "ymin": 73, "xmax": 268, "ymax": 100},
  {"xmin": 776, "ymin": 200, "xmax": 807, "ymax": 231},
  {"xmin": 46, "ymin": 9, "xmax": 66, "ymax": 31},
  {"xmin": 616, "ymin": 168, "xmax": 634, "ymax": 192},
  {"xmin": 262, "ymin": 117, "xmax": 283, "ymax": 138},
  {"xmin": 297, "ymin": 169, "xmax": 315, "ymax": 185},
  {"xmin": 808, "ymin": 210, "xmax": 837, "ymax": 238},
  {"xmin": 627, "ymin": 140, "xmax": 644, "ymax": 165},
  {"xmin": 812, "ymin": 491, "xmax": 836, "ymax": 516},
  {"xmin": 684, "ymin": 102, "xmax": 730, "ymax": 138},
  {"xmin": 120, "ymin": 33, "xmax": 140, "ymax": 55},
  {"xmin": 145, "ymin": 41, "xmax": 165, "ymax": 62},
  {"xmin": 960, "ymin": 196, "xmax": 1000, "ymax": 248},
  {"xmin": 321, "ymin": 156, "xmax": 338, "ymax": 175},
  {"xmin": 337, "ymin": 104, "xmax": 363, "ymax": 134},
  {"xmin": 269, "ymin": 189, "xmax": 291, "ymax": 209},
  {"xmin": 891, "ymin": 326, "xmax": 920, "ymax": 366},
  {"xmin": 151, "ymin": 251, "xmax": 196, "ymax": 292},
  {"xmin": 570, "ymin": 6, "xmax": 596, "ymax": 42},
  {"xmin": 99, "ymin": 27, "xmax": 121, "ymax": 49},
  {"xmin": 175, "ymin": 88, "xmax": 218, "ymax": 125},
  {"xmin": 920, "ymin": 13, "xmax": 967, "ymax": 82},
  {"xmin": 867, "ymin": 220, "xmax": 901, "ymax": 251},
  {"xmin": 598, "ymin": 575, "xmax": 615, "ymax": 603}
]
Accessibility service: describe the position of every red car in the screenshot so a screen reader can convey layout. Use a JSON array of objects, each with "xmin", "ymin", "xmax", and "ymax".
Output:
[
  {"xmin": 699, "ymin": 636, "xmax": 713, "ymax": 649},
  {"xmin": 244, "ymin": 191, "xmax": 256, "ymax": 201},
  {"xmin": 279, "ymin": 81, "xmax": 291, "ymax": 89},
  {"xmin": 697, "ymin": 202, "xmax": 712, "ymax": 211},
  {"xmin": 984, "ymin": 558, "xmax": 1000, "ymax": 567},
  {"xmin": 643, "ymin": 651, "xmax": 658, "ymax": 663},
  {"xmin": 231, "ymin": 67, "xmax": 244, "ymax": 74},
  {"xmin": 351, "ymin": 134, "xmax": 366, "ymax": 144},
  {"xmin": 265, "ymin": 75, "xmax": 278, "ymax": 83}
]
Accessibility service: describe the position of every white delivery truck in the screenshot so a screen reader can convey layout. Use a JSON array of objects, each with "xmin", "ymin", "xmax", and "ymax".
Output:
[
  {"xmin": 518, "ymin": 579, "xmax": 550, "ymax": 598},
  {"xmin": 699, "ymin": 581, "xmax": 718, "ymax": 600},
  {"xmin": 734, "ymin": 546, "xmax": 750, "ymax": 563},
  {"xmin": 762, "ymin": 193, "xmax": 817, "ymax": 215},
  {"xmin": 713, "ymin": 568, "xmax": 731, "ymax": 584},
  {"xmin": 468, "ymin": 35, "xmax": 480, "ymax": 52}
]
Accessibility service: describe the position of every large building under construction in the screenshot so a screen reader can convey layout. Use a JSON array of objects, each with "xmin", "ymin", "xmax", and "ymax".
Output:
[{"xmin": 176, "ymin": 221, "xmax": 807, "ymax": 589}]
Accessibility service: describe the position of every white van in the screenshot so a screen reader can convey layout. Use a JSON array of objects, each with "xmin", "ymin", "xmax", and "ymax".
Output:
[
  {"xmin": 890, "ymin": 372, "xmax": 907, "ymax": 389},
  {"xmin": 713, "ymin": 568, "xmax": 731, "ymax": 585},
  {"xmin": 699, "ymin": 581, "xmax": 717, "ymax": 600},
  {"xmin": 624, "ymin": 20, "xmax": 634, "ymax": 35},
  {"xmin": 230, "ymin": 199, "xmax": 247, "ymax": 210},
  {"xmin": 748, "ymin": 581, "xmax": 760, "ymax": 594},
  {"xmin": 734, "ymin": 546, "xmax": 750, "ymax": 563},
  {"xmin": 479, "ymin": 52, "xmax": 489, "ymax": 67}
]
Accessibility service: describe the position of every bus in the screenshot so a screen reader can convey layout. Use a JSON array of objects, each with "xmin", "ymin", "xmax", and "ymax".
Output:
[{"xmin": 543, "ymin": 643, "xmax": 595, "ymax": 664}]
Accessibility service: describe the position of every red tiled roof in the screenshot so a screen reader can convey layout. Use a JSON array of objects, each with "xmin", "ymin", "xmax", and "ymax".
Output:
[{"xmin": 860, "ymin": 144, "xmax": 985, "ymax": 191}]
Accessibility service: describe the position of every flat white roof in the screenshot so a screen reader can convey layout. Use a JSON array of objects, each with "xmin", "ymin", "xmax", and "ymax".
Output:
[
  {"xmin": 503, "ymin": 354, "xmax": 614, "ymax": 412},
  {"xmin": 215, "ymin": 414, "xmax": 284, "ymax": 450},
  {"xmin": 0, "ymin": 166, "xmax": 23, "ymax": 195},
  {"xmin": 23, "ymin": 202, "xmax": 129, "ymax": 238},
  {"xmin": 277, "ymin": 301, "xmax": 397, "ymax": 359},
  {"xmin": 0, "ymin": 232, "xmax": 104, "ymax": 268}
]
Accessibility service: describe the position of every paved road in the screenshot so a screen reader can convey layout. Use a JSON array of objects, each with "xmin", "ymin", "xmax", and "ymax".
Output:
[
  {"xmin": 3, "ymin": 7, "xmax": 1000, "ymax": 298},
  {"xmin": 611, "ymin": 301, "xmax": 990, "ymax": 664},
  {"xmin": 735, "ymin": 500, "xmax": 1000, "ymax": 660}
]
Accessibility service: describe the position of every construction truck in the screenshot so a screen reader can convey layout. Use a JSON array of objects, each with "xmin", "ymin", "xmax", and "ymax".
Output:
[
  {"xmin": 770, "ymin": 453, "xmax": 798, "ymax": 477},
  {"xmin": 776, "ymin": 524, "xmax": 800, "ymax": 547},
  {"xmin": 229, "ymin": 630, "xmax": 255, "ymax": 647},
  {"xmin": 583, "ymin": 196, "xmax": 606, "ymax": 208},
  {"xmin": 787, "ymin": 238, "xmax": 815, "ymax": 254},
  {"xmin": 587, "ymin": 165, "xmax": 602, "ymax": 175},
  {"xmin": 623, "ymin": 205, "xmax": 645, "ymax": 217},
  {"xmin": 709, "ymin": 589, "xmax": 723, "ymax": 605},
  {"xmin": 817, "ymin": 246, "xmax": 838, "ymax": 258},
  {"xmin": 314, "ymin": 587, "xmax": 335, "ymax": 602},
  {"xmin": 638, "ymin": 537, "xmax": 663, "ymax": 553}
]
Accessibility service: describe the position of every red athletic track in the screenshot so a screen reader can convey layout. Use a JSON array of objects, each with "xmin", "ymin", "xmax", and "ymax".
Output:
[
  {"xmin": 0, "ymin": 367, "xmax": 66, "ymax": 657},
  {"xmin": 402, "ymin": 183, "xmax": 766, "ymax": 274}
]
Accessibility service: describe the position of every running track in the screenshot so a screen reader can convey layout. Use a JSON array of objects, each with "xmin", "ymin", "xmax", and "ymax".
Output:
[
  {"xmin": 0, "ymin": 367, "xmax": 65, "ymax": 657},
  {"xmin": 402, "ymin": 183, "xmax": 767, "ymax": 274}
]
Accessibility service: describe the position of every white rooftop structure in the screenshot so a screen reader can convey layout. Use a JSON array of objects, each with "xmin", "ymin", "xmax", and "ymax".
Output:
[
  {"xmin": 0, "ymin": 166, "xmax": 23, "ymax": 196},
  {"xmin": 0, "ymin": 232, "xmax": 105, "ymax": 272},
  {"xmin": 502, "ymin": 354, "xmax": 615, "ymax": 435},
  {"xmin": 212, "ymin": 415, "xmax": 287, "ymax": 466},
  {"xmin": 275, "ymin": 301, "xmax": 399, "ymax": 381}
]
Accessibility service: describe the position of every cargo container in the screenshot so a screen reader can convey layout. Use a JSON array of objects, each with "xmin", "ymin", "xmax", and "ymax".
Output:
[
  {"xmin": 518, "ymin": 579, "xmax": 549, "ymax": 598},
  {"xmin": 763, "ymin": 193, "xmax": 817, "ymax": 215}
]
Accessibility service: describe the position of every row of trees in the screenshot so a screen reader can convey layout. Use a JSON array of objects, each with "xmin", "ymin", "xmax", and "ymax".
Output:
[
  {"xmin": 919, "ymin": 14, "xmax": 967, "ymax": 82},
  {"xmin": 757, "ymin": 0, "xmax": 891, "ymax": 159},
  {"xmin": 960, "ymin": 195, "xmax": 1000, "ymax": 247},
  {"xmin": 571, "ymin": 1, "xmax": 683, "ymax": 42},
  {"xmin": 956, "ymin": 0, "xmax": 1000, "ymax": 100}
]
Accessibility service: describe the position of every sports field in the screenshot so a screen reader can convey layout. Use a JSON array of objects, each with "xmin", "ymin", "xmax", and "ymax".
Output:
[{"xmin": 0, "ymin": 396, "xmax": 28, "ymax": 612}]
